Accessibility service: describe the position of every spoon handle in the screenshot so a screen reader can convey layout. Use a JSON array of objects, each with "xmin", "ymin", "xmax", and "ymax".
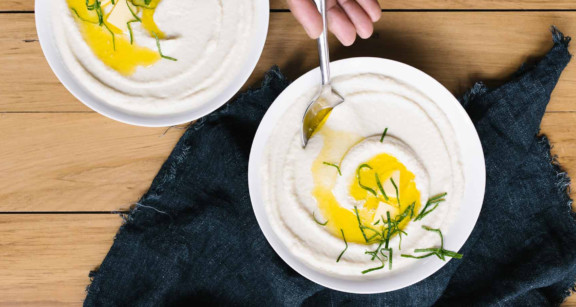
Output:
[{"xmin": 316, "ymin": 0, "xmax": 330, "ymax": 85}]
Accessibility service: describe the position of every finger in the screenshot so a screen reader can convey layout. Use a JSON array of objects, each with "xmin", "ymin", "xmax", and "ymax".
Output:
[
  {"xmin": 326, "ymin": 4, "xmax": 357, "ymax": 46},
  {"xmin": 287, "ymin": 0, "xmax": 323, "ymax": 38},
  {"xmin": 356, "ymin": 0, "xmax": 382, "ymax": 22},
  {"xmin": 337, "ymin": 0, "xmax": 374, "ymax": 39}
]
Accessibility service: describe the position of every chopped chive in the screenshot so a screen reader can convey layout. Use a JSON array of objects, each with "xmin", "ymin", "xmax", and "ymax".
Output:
[
  {"xmin": 312, "ymin": 212, "xmax": 328, "ymax": 226},
  {"xmin": 102, "ymin": 22, "xmax": 116, "ymax": 51},
  {"xmin": 370, "ymin": 241, "xmax": 384, "ymax": 261},
  {"xmin": 415, "ymin": 193, "xmax": 447, "ymax": 221},
  {"xmin": 385, "ymin": 211, "xmax": 391, "ymax": 248},
  {"xmin": 422, "ymin": 226, "xmax": 444, "ymax": 247},
  {"xmin": 126, "ymin": 0, "xmax": 142, "ymax": 21},
  {"xmin": 375, "ymin": 173, "xmax": 389, "ymax": 200},
  {"xmin": 152, "ymin": 31, "xmax": 177, "ymax": 61},
  {"xmin": 400, "ymin": 226, "xmax": 462, "ymax": 260},
  {"xmin": 385, "ymin": 248, "xmax": 393, "ymax": 270},
  {"xmin": 126, "ymin": 20, "xmax": 139, "ymax": 44},
  {"xmin": 390, "ymin": 178, "xmax": 400, "ymax": 208},
  {"xmin": 322, "ymin": 162, "xmax": 342, "ymax": 176},
  {"xmin": 336, "ymin": 229, "xmax": 348, "ymax": 262},
  {"xmin": 401, "ymin": 253, "xmax": 436, "ymax": 259},
  {"xmin": 362, "ymin": 248, "xmax": 392, "ymax": 274},
  {"xmin": 362, "ymin": 261, "xmax": 384, "ymax": 274},
  {"xmin": 70, "ymin": 8, "xmax": 98, "ymax": 23},
  {"xmin": 380, "ymin": 127, "xmax": 388, "ymax": 143},
  {"xmin": 356, "ymin": 164, "xmax": 377, "ymax": 196},
  {"xmin": 395, "ymin": 202, "xmax": 416, "ymax": 224},
  {"xmin": 353, "ymin": 206, "xmax": 370, "ymax": 243}
]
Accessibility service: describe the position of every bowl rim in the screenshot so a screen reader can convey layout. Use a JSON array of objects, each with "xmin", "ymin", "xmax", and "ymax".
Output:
[
  {"xmin": 35, "ymin": 0, "xmax": 270, "ymax": 127},
  {"xmin": 248, "ymin": 57, "xmax": 486, "ymax": 294}
]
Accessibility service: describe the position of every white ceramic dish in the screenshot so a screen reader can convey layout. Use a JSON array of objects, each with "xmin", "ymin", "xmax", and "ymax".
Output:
[
  {"xmin": 248, "ymin": 57, "xmax": 485, "ymax": 294},
  {"xmin": 35, "ymin": 0, "xmax": 269, "ymax": 127}
]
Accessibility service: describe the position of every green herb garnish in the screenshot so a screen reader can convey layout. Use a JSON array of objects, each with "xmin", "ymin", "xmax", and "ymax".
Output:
[
  {"xmin": 70, "ymin": 8, "xmax": 97, "ymax": 23},
  {"xmin": 126, "ymin": 0, "xmax": 142, "ymax": 21},
  {"xmin": 415, "ymin": 193, "xmax": 447, "ymax": 221},
  {"xmin": 390, "ymin": 178, "xmax": 400, "ymax": 208},
  {"xmin": 336, "ymin": 229, "xmax": 348, "ymax": 262},
  {"xmin": 356, "ymin": 164, "xmax": 377, "ymax": 196},
  {"xmin": 322, "ymin": 162, "xmax": 342, "ymax": 176},
  {"xmin": 152, "ymin": 31, "xmax": 177, "ymax": 61},
  {"xmin": 362, "ymin": 248, "xmax": 392, "ymax": 274},
  {"xmin": 126, "ymin": 20, "xmax": 139, "ymax": 44},
  {"xmin": 401, "ymin": 226, "xmax": 462, "ymax": 260},
  {"xmin": 375, "ymin": 173, "xmax": 389, "ymax": 200},
  {"xmin": 353, "ymin": 206, "xmax": 370, "ymax": 243},
  {"xmin": 312, "ymin": 212, "xmax": 328, "ymax": 226},
  {"xmin": 380, "ymin": 127, "xmax": 388, "ymax": 142}
]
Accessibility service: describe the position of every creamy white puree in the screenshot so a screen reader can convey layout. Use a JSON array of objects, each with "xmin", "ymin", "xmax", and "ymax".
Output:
[
  {"xmin": 52, "ymin": 0, "xmax": 257, "ymax": 116},
  {"xmin": 262, "ymin": 73, "xmax": 465, "ymax": 278}
]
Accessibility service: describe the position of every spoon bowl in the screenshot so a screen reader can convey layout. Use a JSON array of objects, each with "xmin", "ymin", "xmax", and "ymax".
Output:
[{"xmin": 301, "ymin": 0, "xmax": 344, "ymax": 147}]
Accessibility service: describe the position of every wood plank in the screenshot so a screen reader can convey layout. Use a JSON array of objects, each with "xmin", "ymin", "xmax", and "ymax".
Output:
[
  {"xmin": 3, "ymin": 12, "xmax": 576, "ymax": 112},
  {"xmin": 0, "ymin": 214, "xmax": 122, "ymax": 306},
  {"xmin": 0, "ymin": 113, "xmax": 183, "ymax": 211},
  {"xmin": 0, "ymin": 112, "xmax": 574, "ymax": 212},
  {"xmin": 0, "ymin": 214, "xmax": 575, "ymax": 306},
  {"xmin": 270, "ymin": 0, "xmax": 576, "ymax": 10},
  {"xmin": 5, "ymin": 1, "xmax": 576, "ymax": 12}
]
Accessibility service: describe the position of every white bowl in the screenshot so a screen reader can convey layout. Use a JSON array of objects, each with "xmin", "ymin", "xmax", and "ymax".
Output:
[
  {"xmin": 248, "ymin": 57, "xmax": 485, "ymax": 294},
  {"xmin": 35, "ymin": 1, "xmax": 269, "ymax": 127}
]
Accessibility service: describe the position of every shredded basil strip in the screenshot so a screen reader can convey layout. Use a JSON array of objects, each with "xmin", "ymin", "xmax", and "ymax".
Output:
[
  {"xmin": 322, "ymin": 162, "xmax": 342, "ymax": 176},
  {"xmin": 375, "ymin": 173, "xmax": 389, "ymax": 200},
  {"xmin": 415, "ymin": 193, "xmax": 447, "ymax": 221},
  {"xmin": 312, "ymin": 212, "xmax": 328, "ymax": 226},
  {"xmin": 336, "ymin": 229, "xmax": 348, "ymax": 262},
  {"xmin": 390, "ymin": 177, "xmax": 400, "ymax": 208},
  {"xmin": 380, "ymin": 127, "xmax": 388, "ymax": 142},
  {"xmin": 400, "ymin": 226, "xmax": 462, "ymax": 260},
  {"xmin": 356, "ymin": 164, "xmax": 377, "ymax": 196},
  {"xmin": 152, "ymin": 31, "xmax": 178, "ymax": 61}
]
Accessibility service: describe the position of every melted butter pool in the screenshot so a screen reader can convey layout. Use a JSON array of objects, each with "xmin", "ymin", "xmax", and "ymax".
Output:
[
  {"xmin": 310, "ymin": 120, "xmax": 422, "ymax": 245},
  {"xmin": 67, "ymin": 0, "xmax": 165, "ymax": 75}
]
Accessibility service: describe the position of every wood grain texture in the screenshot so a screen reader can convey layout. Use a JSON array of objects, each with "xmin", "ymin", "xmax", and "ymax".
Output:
[
  {"xmin": 0, "ymin": 214, "xmax": 122, "ymax": 306},
  {"xmin": 0, "ymin": 213, "xmax": 573, "ymax": 306},
  {"xmin": 270, "ymin": 0, "xmax": 576, "ymax": 10},
  {"xmin": 6, "ymin": 1, "xmax": 576, "ymax": 11},
  {"xmin": 0, "ymin": 113, "xmax": 183, "ymax": 211},
  {"xmin": 0, "ymin": 112, "xmax": 573, "ymax": 212},
  {"xmin": 1, "ymin": 3, "xmax": 576, "ymax": 306},
  {"xmin": 3, "ymin": 13, "xmax": 576, "ymax": 112}
]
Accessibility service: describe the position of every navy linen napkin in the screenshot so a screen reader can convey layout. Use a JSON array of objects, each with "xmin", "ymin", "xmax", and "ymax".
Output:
[{"xmin": 85, "ymin": 28, "xmax": 575, "ymax": 306}]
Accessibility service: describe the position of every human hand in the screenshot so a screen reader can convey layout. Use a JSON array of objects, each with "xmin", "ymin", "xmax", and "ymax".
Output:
[{"xmin": 287, "ymin": 0, "xmax": 382, "ymax": 46}]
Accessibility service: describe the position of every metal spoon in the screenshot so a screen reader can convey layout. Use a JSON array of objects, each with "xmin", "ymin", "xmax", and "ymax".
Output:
[{"xmin": 301, "ymin": 0, "xmax": 344, "ymax": 148}]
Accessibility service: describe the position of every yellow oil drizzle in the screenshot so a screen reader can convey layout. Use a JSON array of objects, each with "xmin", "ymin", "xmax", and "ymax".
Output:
[
  {"xmin": 141, "ymin": 0, "xmax": 165, "ymax": 38},
  {"xmin": 350, "ymin": 153, "xmax": 422, "ymax": 234},
  {"xmin": 67, "ymin": 0, "xmax": 165, "ymax": 75},
  {"xmin": 311, "ymin": 119, "xmax": 421, "ymax": 244}
]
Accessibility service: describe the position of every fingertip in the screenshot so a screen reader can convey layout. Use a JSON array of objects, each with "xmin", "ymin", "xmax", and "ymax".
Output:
[
  {"xmin": 357, "ymin": 0, "xmax": 382, "ymax": 22},
  {"xmin": 305, "ymin": 24, "xmax": 323, "ymax": 39},
  {"xmin": 371, "ymin": 9, "xmax": 382, "ymax": 22},
  {"xmin": 287, "ymin": 0, "xmax": 323, "ymax": 39},
  {"xmin": 339, "ymin": 33, "xmax": 356, "ymax": 46},
  {"xmin": 358, "ymin": 27, "xmax": 373, "ymax": 39},
  {"xmin": 327, "ymin": 5, "xmax": 357, "ymax": 46}
]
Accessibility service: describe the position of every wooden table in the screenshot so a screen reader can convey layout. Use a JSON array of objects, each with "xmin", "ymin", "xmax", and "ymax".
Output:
[{"xmin": 1, "ymin": 0, "xmax": 576, "ymax": 305}]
